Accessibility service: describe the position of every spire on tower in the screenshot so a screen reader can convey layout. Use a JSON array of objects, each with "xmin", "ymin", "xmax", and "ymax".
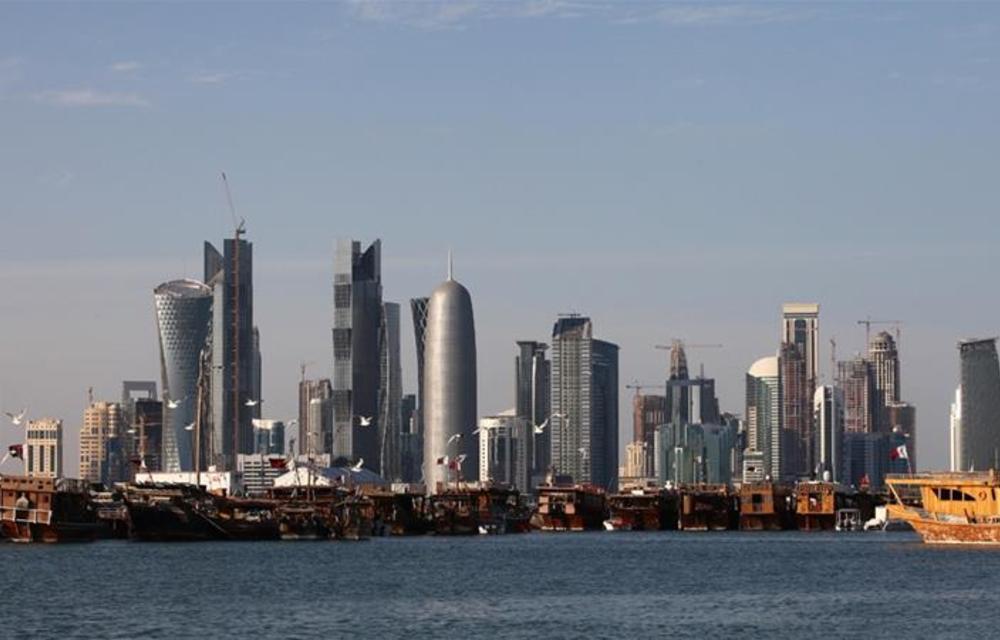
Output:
[{"xmin": 447, "ymin": 249, "xmax": 454, "ymax": 281}]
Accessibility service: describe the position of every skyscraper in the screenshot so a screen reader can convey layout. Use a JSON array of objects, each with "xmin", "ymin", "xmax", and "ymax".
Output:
[
  {"xmin": 781, "ymin": 303, "xmax": 819, "ymax": 478},
  {"xmin": 298, "ymin": 378, "xmax": 332, "ymax": 457},
  {"xmin": 869, "ymin": 331, "xmax": 900, "ymax": 432},
  {"xmin": 410, "ymin": 297, "xmax": 429, "ymax": 461},
  {"xmin": 515, "ymin": 340, "xmax": 550, "ymax": 478},
  {"xmin": 26, "ymin": 419, "xmax": 62, "ymax": 479},
  {"xmin": 549, "ymin": 316, "xmax": 619, "ymax": 490},
  {"xmin": 204, "ymin": 233, "xmax": 258, "ymax": 470},
  {"xmin": 478, "ymin": 410, "xmax": 530, "ymax": 491},
  {"xmin": 154, "ymin": 279, "xmax": 212, "ymax": 472},
  {"xmin": 780, "ymin": 341, "xmax": 809, "ymax": 478},
  {"xmin": 813, "ymin": 385, "xmax": 844, "ymax": 482},
  {"xmin": 664, "ymin": 343, "xmax": 720, "ymax": 429},
  {"xmin": 333, "ymin": 239, "xmax": 382, "ymax": 469},
  {"xmin": 957, "ymin": 338, "xmax": 1000, "ymax": 471},
  {"xmin": 399, "ymin": 394, "xmax": 421, "ymax": 482},
  {"xmin": 745, "ymin": 356, "xmax": 781, "ymax": 480},
  {"xmin": 632, "ymin": 392, "xmax": 665, "ymax": 476},
  {"xmin": 838, "ymin": 356, "xmax": 875, "ymax": 434},
  {"xmin": 422, "ymin": 265, "xmax": 478, "ymax": 492},
  {"xmin": 781, "ymin": 303, "xmax": 820, "ymax": 384},
  {"xmin": 950, "ymin": 386, "xmax": 962, "ymax": 472},
  {"xmin": 378, "ymin": 301, "xmax": 403, "ymax": 480},
  {"xmin": 80, "ymin": 401, "xmax": 125, "ymax": 484}
]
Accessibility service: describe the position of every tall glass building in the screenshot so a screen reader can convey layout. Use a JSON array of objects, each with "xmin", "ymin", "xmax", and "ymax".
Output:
[
  {"xmin": 154, "ymin": 279, "xmax": 212, "ymax": 472},
  {"xmin": 549, "ymin": 316, "xmax": 619, "ymax": 490},
  {"xmin": 958, "ymin": 338, "xmax": 1000, "ymax": 471},
  {"xmin": 746, "ymin": 355, "xmax": 781, "ymax": 481},
  {"xmin": 332, "ymin": 239, "xmax": 382, "ymax": 469}
]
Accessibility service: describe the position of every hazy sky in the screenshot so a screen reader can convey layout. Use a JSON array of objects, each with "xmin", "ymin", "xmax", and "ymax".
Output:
[{"xmin": 1, "ymin": 1, "xmax": 998, "ymax": 474}]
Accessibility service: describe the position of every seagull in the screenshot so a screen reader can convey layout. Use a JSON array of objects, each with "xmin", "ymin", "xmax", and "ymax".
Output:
[
  {"xmin": 350, "ymin": 458, "xmax": 364, "ymax": 472},
  {"xmin": 4, "ymin": 409, "xmax": 27, "ymax": 426},
  {"xmin": 358, "ymin": 416, "xmax": 373, "ymax": 426},
  {"xmin": 553, "ymin": 413, "xmax": 567, "ymax": 420},
  {"xmin": 447, "ymin": 433, "xmax": 463, "ymax": 445},
  {"xmin": 471, "ymin": 427, "xmax": 483, "ymax": 436},
  {"xmin": 455, "ymin": 454, "xmax": 467, "ymax": 467},
  {"xmin": 166, "ymin": 398, "xmax": 182, "ymax": 409},
  {"xmin": 245, "ymin": 399, "xmax": 261, "ymax": 407},
  {"xmin": 533, "ymin": 418, "xmax": 550, "ymax": 434},
  {"xmin": 184, "ymin": 423, "xmax": 195, "ymax": 431},
  {"xmin": 578, "ymin": 447, "xmax": 589, "ymax": 459},
  {"xmin": 309, "ymin": 398, "xmax": 323, "ymax": 405},
  {"xmin": 287, "ymin": 419, "xmax": 298, "ymax": 427}
]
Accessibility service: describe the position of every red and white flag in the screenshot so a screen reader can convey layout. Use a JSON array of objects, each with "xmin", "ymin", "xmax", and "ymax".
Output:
[
  {"xmin": 890, "ymin": 444, "xmax": 909, "ymax": 461},
  {"xmin": 436, "ymin": 455, "xmax": 449, "ymax": 466}
]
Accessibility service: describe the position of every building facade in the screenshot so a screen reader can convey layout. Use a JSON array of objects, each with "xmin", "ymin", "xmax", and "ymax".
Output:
[
  {"xmin": 422, "ymin": 270, "xmax": 478, "ymax": 492},
  {"xmin": 80, "ymin": 401, "xmax": 125, "ymax": 485},
  {"xmin": 298, "ymin": 378, "xmax": 332, "ymax": 457},
  {"xmin": 632, "ymin": 393, "xmax": 665, "ymax": 476},
  {"xmin": 746, "ymin": 355, "xmax": 781, "ymax": 481},
  {"xmin": 399, "ymin": 394, "xmax": 421, "ymax": 482},
  {"xmin": 251, "ymin": 420, "xmax": 285, "ymax": 456},
  {"xmin": 204, "ymin": 235, "xmax": 260, "ymax": 471},
  {"xmin": 957, "ymin": 338, "xmax": 1000, "ymax": 472},
  {"xmin": 838, "ymin": 356, "xmax": 875, "ymax": 434},
  {"xmin": 549, "ymin": 316, "xmax": 619, "ymax": 490},
  {"xmin": 26, "ymin": 419, "xmax": 63, "ymax": 479},
  {"xmin": 378, "ymin": 301, "xmax": 403, "ymax": 480},
  {"xmin": 478, "ymin": 411, "xmax": 530, "ymax": 492},
  {"xmin": 154, "ymin": 279, "xmax": 213, "ymax": 473},
  {"xmin": 869, "ymin": 331, "xmax": 900, "ymax": 432},
  {"xmin": 515, "ymin": 341, "xmax": 551, "ymax": 480},
  {"xmin": 813, "ymin": 385, "xmax": 844, "ymax": 482},
  {"xmin": 332, "ymin": 239, "xmax": 382, "ymax": 469}
]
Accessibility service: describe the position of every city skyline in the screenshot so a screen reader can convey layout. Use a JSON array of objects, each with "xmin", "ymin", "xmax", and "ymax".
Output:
[{"xmin": 3, "ymin": 2, "xmax": 1000, "ymax": 473}]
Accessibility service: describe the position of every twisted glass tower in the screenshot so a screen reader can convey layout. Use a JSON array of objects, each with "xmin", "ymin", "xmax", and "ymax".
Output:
[{"xmin": 154, "ymin": 279, "xmax": 212, "ymax": 472}]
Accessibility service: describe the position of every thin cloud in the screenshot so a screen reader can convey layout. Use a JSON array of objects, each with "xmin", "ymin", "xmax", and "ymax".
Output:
[
  {"xmin": 347, "ymin": 0, "xmax": 594, "ymax": 30},
  {"xmin": 34, "ymin": 88, "xmax": 150, "ymax": 108},
  {"xmin": 110, "ymin": 61, "xmax": 142, "ymax": 72},
  {"xmin": 190, "ymin": 72, "xmax": 230, "ymax": 84}
]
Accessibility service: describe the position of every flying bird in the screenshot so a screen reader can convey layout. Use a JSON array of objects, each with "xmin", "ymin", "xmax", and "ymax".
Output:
[
  {"xmin": 4, "ymin": 409, "xmax": 27, "ymax": 426},
  {"xmin": 166, "ymin": 398, "xmax": 182, "ymax": 409},
  {"xmin": 553, "ymin": 413, "xmax": 567, "ymax": 420},
  {"xmin": 184, "ymin": 423, "xmax": 195, "ymax": 431},
  {"xmin": 533, "ymin": 418, "xmax": 550, "ymax": 434},
  {"xmin": 447, "ymin": 433, "xmax": 463, "ymax": 445},
  {"xmin": 350, "ymin": 458, "xmax": 364, "ymax": 472},
  {"xmin": 358, "ymin": 416, "xmax": 373, "ymax": 426},
  {"xmin": 245, "ymin": 399, "xmax": 261, "ymax": 407},
  {"xmin": 309, "ymin": 398, "xmax": 323, "ymax": 405},
  {"xmin": 471, "ymin": 427, "xmax": 483, "ymax": 436}
]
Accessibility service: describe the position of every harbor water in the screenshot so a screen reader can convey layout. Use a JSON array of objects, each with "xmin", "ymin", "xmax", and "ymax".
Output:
[{"xmin": 2, "ymin": 531, "xmax": 996, "ymax": 639}]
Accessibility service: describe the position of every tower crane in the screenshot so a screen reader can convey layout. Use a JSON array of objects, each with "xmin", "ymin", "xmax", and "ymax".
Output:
[{"xmin": 857, "ymin": 317, "xmax": 903, "ymax": 350}]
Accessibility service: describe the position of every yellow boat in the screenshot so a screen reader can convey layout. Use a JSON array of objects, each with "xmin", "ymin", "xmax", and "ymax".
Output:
[{"xmin": 886, "ymin": 471, "xmax": 1000, "ymax": 545}]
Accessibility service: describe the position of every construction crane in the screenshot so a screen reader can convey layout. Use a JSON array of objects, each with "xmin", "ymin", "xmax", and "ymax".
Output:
[
  {"xmin": 857, "ymin": 317, "xmax": 903, "ymax": 350},
  {"xmin": 300, "ymin": 360, "xmax": 317, "ymax": 382},
  {"xmin": 654, "ymin": 340, "xmax": 723, "ymax": 378},
  {"xmin": 625, "ymin": 381, "xmax": 662, "ymax": 398}
]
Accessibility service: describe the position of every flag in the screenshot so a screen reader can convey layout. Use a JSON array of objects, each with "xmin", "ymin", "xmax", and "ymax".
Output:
[
  {"xmin": 436, "ymin": 456, "xmax": 449, "ymax": 466},
  {"xmin": 859, "ymin": 473, "xmax": 870, "ymax": 487},
  {"xmin": 8, "ymin": 444, "xmax": 23, "ymax": 459},
  {"xmin": 269, "ymin": 457, "xmax": 287, "ymax": 470},
  {"xmin": 890, "ymin": 444, "xmax": 909, "ymax": 461}
]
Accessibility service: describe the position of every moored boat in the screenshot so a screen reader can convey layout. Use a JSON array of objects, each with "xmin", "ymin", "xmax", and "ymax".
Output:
[
  {"xmin": 739, "ymin": 482, "xmax": 795, "ymax": 531},
  {"xmin": 678, "ymin": 484, "xmax": 732, "ymax": 531},
  {"xmin": 534, "ymin": 482, "xmax": 607, "ymax": 532},
  {"xmin": 887, "ymin": 471, "xmax": 1000, "ymax": 544},
  {"xmin": 605, "ymin": 483, "xmax": 676, "ymax": 531},
  {"xmin": 0, "ymin": 475, "xmax": 99, "ymax": 543}
]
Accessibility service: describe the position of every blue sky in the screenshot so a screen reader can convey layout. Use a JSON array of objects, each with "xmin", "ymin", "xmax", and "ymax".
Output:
[{"xmin": 1, "ymin": 1, "xmax": 998, "ymax": 473}]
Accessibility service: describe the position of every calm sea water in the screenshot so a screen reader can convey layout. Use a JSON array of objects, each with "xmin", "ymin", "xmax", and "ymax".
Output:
[{"xmin": 2, "ymin": 531, "xmax": 997, "ymax": 639}]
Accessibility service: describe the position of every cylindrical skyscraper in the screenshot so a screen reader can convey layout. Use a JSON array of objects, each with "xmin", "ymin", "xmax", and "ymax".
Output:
[
  {"xmin": 154, "ymin": 279, "xmax": 212, "ymax": 472},
  {"xmin": 422, "ymin": 267, "xmax": 477, "ymax": 493}
]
